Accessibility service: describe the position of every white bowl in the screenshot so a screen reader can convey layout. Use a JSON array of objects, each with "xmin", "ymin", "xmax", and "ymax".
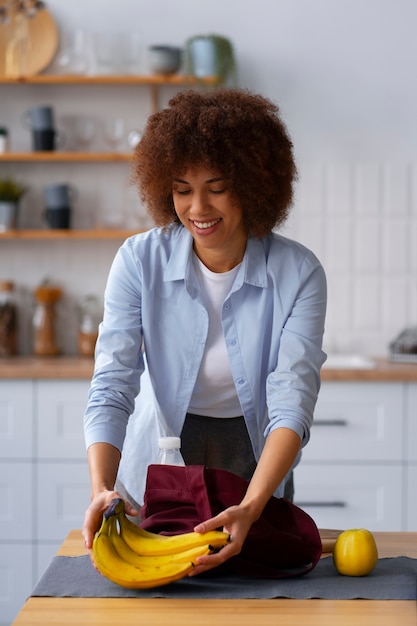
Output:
[{"xmin": 148, "ymin": 46, "xmax": 182, "ymax": 75}]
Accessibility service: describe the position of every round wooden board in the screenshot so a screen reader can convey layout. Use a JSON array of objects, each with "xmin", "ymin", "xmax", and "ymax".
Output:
[{"xmin": 0, "ymin": 8, "xmax": 58, "ymax": 77}]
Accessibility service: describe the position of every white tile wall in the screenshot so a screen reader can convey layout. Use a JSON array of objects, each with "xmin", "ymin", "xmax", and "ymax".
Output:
[
  {"xmin": 2, "ymin": 160, "xmax": 417, "ymax": 357},
  {"xmin": 287, "ymin": 160, "xmax": 417, "ymax": 356}
]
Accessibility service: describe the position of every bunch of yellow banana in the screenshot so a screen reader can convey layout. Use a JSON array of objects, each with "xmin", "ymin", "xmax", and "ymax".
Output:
[{"xmin": 92, "ymin": 498, "xmax": 229, "ymax": 589}]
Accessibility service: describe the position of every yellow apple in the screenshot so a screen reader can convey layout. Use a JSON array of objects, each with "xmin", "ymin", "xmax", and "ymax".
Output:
[{"xmin": 333, "ymin": 528, "xmax": 378, "ymax": 576}]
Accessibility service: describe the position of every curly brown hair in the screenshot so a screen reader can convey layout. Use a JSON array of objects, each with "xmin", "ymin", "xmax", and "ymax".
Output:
[{"xmin": 131, "ymin": 88, "xmax": 297, "ymax": 238}]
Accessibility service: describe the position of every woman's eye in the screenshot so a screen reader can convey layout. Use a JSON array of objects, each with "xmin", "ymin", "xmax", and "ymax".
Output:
[
  {"xmin": 174, "ymin": 188, "xmax": 191, "ymax": 195},
  {"xmin": 210, "ymin": 188, "xmax": 226, "ymax": 195}
]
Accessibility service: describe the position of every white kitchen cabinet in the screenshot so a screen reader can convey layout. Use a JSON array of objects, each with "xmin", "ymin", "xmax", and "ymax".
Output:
[
  {"xmin": 294, "ymin": 464, "xmax": 403, "ymax": 531},
  {"xmin": 405, "ymin": 383, "xmax": 417, "ymax": 462},
  {"xmin": 37, "ymin": 380, "xmax": 89, "ymax": 459},
  {"xmin": 0, "ymin": 379, "xmax": 90, "ymax": 626},
  {"xmin": 302, "ymin": 382, "xmax": 403, "ymax": 462},
  {"xmin": 0, "ymin": 380, "xmax": 33, "ymax": 458},
  {"xmin": 37, "ymin": 461, "xmax": 90, "ymax": 542},
  {"xmin": 406, "ymin": 465, "xmax": 417, "ymax": 531},
  {"xmin": 0, "ymin": 461, "xmax": 34, "ymax": 541},
  {"xmin": 0, "ymin": 544, "xmax": 33, "ymax": 626},
  {"xmin": 35, "ymin": 543, "xmax": 61, "ymax": 585},
  {"xmin": 295, "ymin": 381, "xmax": 407, "ymax": 531},
  {"xmin": 405, "ymin": 384, "xmax": 417, "ymax": 530}
]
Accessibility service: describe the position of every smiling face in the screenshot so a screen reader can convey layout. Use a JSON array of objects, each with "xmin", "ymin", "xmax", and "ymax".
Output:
[{"xmin": 172, "ymin": 167, "xmax": 247, "ymax": 273}]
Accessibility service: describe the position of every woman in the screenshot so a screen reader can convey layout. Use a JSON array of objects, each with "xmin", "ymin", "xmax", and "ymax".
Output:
[{"xmin": 82, "ymin": 88, "xmax": 327, "ymax": 576}]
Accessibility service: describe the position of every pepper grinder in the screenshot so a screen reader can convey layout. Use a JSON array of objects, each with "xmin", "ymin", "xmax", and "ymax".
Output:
[
  {"xmin": 33, "ymin": 283, "xmax": 62, "ymax": 356},
  {"xmin": 78, "ymin": 294, "xmax": 100, "ymax": 357}
]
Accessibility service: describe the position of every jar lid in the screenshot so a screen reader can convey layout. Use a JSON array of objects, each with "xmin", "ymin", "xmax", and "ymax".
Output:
[
  {"xmin": 158, "ymin": 436, "xmax": 181, "ymax": 449},
  {"xmin": 0, "ymin": 280, "xmax": 14, "ymax": 291},
  {"xmin": 34, "ymin": 285, "xmax": 62, "ymax": 302}
]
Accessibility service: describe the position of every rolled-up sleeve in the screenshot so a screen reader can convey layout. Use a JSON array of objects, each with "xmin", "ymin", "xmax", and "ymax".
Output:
[{"xmin": 264, "ymin": 252, "xmax": 327, "ymax": 446}]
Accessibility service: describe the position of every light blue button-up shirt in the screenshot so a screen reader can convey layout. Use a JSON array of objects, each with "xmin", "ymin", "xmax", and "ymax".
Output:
[{"xmin": 84, "ymin": 225, "xmax": 327, "ymax": 504}]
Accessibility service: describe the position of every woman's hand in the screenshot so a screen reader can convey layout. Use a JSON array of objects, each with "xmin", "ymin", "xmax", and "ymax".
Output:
[
  {"xmin": 188, "ymin": 504, "xmax": 254, "ymax": 576},
  {"xmin": 82, "ymin": 490, "xmax": 138, "ymax": 565}
]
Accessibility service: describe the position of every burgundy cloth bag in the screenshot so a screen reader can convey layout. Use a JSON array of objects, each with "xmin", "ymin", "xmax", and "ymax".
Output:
[{"xmin": 140, "ymin": 464, "xmax": 322, "ymax": 578}]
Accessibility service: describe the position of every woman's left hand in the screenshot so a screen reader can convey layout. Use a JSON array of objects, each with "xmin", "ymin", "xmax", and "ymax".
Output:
[{"xmin": 188, "ymin": 504, "xmax": 254, "ymax": 576}]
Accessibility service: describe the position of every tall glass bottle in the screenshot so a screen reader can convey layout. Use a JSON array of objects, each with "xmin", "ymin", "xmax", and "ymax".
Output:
[{"xmin": 0, "ymin": 281, "xmax": 17, "ymax": 356}]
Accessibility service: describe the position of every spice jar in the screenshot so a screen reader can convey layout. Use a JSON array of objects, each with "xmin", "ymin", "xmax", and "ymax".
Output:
[
  {"xmin": 33, "ymin": 283, "xmax": 62, "ymax": 356},
  {"xmin": 78, "ymin": 294, "xmax": 99, "ymax": 357},
  {"xmin": 0, "ymin": 281, "xmax": 17, "ymax": 356},
  {"xmin": 0, "ymin": 127, "xmax": 9, "ymax": 153}
]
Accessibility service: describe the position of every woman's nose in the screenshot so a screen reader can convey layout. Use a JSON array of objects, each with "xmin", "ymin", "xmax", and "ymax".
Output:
[{"xmin": 189, "ymin": 191, "xmax": 207, "ymax": 214}]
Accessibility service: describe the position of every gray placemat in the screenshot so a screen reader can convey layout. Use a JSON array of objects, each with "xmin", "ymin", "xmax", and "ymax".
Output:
[{"xmin": 31, "ymin": 555, "xmax": 417, "ymax": 600}]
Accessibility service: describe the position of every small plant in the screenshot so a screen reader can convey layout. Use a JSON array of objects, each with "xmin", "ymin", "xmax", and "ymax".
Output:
[
  {"xmin": 184, "ymin": 34, "xmax": 237, "ymax": 84},
  {"xmin": 0, "ymin": 176, "xmax": 27, "ymax": 202}
]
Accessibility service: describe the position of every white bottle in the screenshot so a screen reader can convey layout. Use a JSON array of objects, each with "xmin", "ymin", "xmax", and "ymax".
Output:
[{"xmin": 157, "ymin": 436, "xmax": 185, "ymax": 466}]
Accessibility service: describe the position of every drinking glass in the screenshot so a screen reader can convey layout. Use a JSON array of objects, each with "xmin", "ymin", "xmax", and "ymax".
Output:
[
  {"xmin": 101, "ymin": 117, "xmax": 125, "ymax": 151},
  {"xmin": 74, "ymin": 116, "xmax": 96, "ymax": 151}
]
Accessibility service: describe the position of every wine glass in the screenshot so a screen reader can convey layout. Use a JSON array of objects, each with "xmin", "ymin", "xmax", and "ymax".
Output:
[
  {"xmin": 74, "ymin": 116, "xmax": 96, "ymax": 151},
  {"xmin": 101, "ymin": 117, "xmax": 125, "ymax": 152}
]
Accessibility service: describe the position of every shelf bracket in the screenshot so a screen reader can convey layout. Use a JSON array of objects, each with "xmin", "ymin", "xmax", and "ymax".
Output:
[{"xmin": 150, "ymin": 84, "xmax": 159, "ymax": 114}]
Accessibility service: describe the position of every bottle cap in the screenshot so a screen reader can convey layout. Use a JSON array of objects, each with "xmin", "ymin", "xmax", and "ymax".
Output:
[{"xmin": 158, "ymin": 436, "xmax": 181, "ymax": 449}]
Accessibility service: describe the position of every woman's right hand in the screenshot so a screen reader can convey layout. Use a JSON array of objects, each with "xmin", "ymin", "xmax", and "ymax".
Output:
[{"xmin": 82, "ymin": 490, "xmax": 138, "ymax": 565}]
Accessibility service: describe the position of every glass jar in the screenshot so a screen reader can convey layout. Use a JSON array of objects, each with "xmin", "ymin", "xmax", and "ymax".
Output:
[
  {"xmin": 78, "ymin": 295, "xmax": 100, "ymax": 357},
  {"xmin": 33, "ymin": 284, "xmax": 62, "ymax": 356},
  {"xmin": 0, "ymin": 281, "xmax": 17, "ymax": 356},
  {"xmin": 0, "ymin": 127, "xmax": 9, "ymax": 153}
]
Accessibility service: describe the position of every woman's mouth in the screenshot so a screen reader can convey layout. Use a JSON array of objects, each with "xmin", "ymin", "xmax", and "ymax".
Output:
[{"xmin": 192, "ymin": 218, "xmax": 221, "ymax": 230}]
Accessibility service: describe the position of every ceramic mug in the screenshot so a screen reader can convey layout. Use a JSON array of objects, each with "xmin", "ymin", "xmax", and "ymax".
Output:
[
  {"xmin": 23, "ymin": 105, "xmax": 55, "ymax": 130},
  {"xmin": 44, "ymin": 206, "xmax": 71, "ymax": 229},
  {"xmin": 44, "ymin": 183, "xmax": 77, "ymax": 209},
  {"xmin": 32, "ymin": 128, "xmax": 66, "ymax": 152}
]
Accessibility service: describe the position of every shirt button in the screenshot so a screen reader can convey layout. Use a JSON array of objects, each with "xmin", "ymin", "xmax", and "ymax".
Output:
[
  {"xmin": 230, "ymin": 339, "xmax": 236, "ymax": 346},
  {"xmin": 224, "ymin": 303, "xmax": 230, "ymax": 310},
  {"xmin": 236, "ymin": 378, "xmax": 244, "ymax": 385}
]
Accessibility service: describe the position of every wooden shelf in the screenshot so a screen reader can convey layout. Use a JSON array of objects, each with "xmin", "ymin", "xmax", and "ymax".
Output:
[
  {"xmin": 0, "ymin": 74, "xmax": 219, "ymax": 86},
  {"xmin": 0, "ymin": 73, "xmax": 220, "ymax": 113},
  {"xmin": 0, "ymin": 152, "xmax": 132, "ymax": 162},
  {"xmin": 0, "ymin": 229, "xmax": 142, "ymax": 240}
]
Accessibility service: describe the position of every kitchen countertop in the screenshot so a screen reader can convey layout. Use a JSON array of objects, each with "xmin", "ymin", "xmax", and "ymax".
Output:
[
  {"xmin": 0, "ymin": 356, "xmax": 95, "ymax": 379},
  {"xmin": 1, "ymin": 355, "xmax": 417, "ymax": 381},
  {"xmin": 11, "ymin": 530, "xmax": 417, "ymax": 626}
]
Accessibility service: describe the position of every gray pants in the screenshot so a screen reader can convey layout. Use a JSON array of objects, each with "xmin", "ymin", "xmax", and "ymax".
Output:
[{"xmin": 181, "ymin": 413, "xmax": 294, "ymax": 501}]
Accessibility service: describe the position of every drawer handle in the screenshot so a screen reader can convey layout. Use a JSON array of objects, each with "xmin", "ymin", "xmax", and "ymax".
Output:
[
  {"xmin": 294, "ymin": 501, "xmax": 347, "ymax": 508},
  {"xmin": 313, "ymin": 419, "xmax": 348, "ymax": 427}
]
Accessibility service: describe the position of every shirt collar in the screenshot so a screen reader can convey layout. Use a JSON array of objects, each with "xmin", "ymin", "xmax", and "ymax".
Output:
[{"xmin": 164, "ymin": 226, "xmax": 269, "ymax": 288}]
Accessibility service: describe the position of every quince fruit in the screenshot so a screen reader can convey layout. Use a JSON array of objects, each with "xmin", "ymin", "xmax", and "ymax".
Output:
[{"xmin": 333, "ymin": 528, "xmax": 378, "ymax": 576}]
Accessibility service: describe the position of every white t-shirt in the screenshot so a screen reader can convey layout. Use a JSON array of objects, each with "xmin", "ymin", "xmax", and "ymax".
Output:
[{"xmin": 188, "ymin": 253, "xmax": 243, "ymax": 418}]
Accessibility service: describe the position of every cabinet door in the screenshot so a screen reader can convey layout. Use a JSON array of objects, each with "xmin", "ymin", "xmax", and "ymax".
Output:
[
  {"xmin": 294, "ymin": 464, "xmax": 403, "ymax": 530},
  {"xmin": 36, "ymin": 462, "xmax": 90, "ymax": 542},
  {"xmin": 304, "ymin": 382, "xmax": 403, "ymax": 462},
  {"xmin": 0, "ymin": 380, "xmax": 33, "ymax": 458},
  {"xmin": 406, "ymin": 465, "xmax": 417, "ymax": 530},
  {"xmin": 36, "ymin": 542, "xmax": 61, "ymax": 584},
  {"xmin": 0, "ymin": 461, "xmax": 33, "ymax": 540},
  {"xmin": 405, "ymin": 384, "xmax": 417, "ymax": 462},
  {"xmin": 36, "ymin": 380, "xmax": 90, "ymax": 459},
  {"xmin": 0, "ymin": 544, "xmax": 33, "ymax": 626}
]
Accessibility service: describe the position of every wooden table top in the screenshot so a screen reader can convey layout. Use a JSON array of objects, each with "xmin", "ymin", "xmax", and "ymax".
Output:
[{"xmin": 12, "ymin": 531, "xmax": 417, "ymax": 626}]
